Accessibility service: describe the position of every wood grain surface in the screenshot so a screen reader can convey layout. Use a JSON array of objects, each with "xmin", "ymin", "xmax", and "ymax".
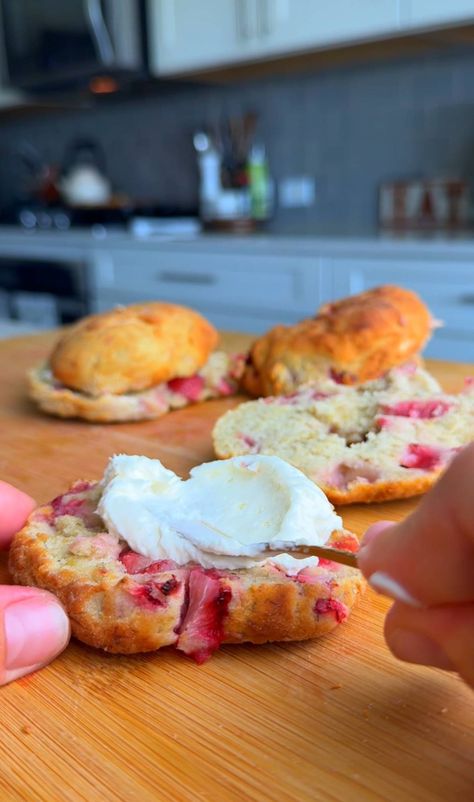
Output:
[{"xmin": 0, "ymin": 331, "xmax": 473, "ymax": 802}]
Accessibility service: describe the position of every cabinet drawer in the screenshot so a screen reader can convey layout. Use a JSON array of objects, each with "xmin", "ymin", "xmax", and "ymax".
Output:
[
  {"xmin": 92, "ymin": 250, "xmax": 320, "ymax": 315},
  {"xmin": 92, "ymin": 290, "xmax": 302, "ymax": 333}
]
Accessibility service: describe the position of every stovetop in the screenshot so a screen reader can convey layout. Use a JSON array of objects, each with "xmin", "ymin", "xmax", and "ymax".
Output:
[{"xmin": 0, "ymin": 201, "xmax": 200, "ymax": 232}]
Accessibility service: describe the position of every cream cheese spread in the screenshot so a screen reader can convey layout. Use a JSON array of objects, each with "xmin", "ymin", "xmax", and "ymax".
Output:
[{"xmin": 98, "ymin": 454, "xmax": 342, "ymax": 572}]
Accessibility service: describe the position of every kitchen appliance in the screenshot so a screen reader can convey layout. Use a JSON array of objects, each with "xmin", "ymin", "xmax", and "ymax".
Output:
[
  {"xmin": 0, "ymin": 201, "xmax": 200, "ymax": 233},
  {"xmin": 0, "ymin": 255, "xmax": 90, "ymax": 326},
  {"xmin": 59, "ymin": 139, "xmax": 112, "ymax": 206},
  {"xmin": 0, "ymin": 0, "xmax": 147, "ymax": 92}
]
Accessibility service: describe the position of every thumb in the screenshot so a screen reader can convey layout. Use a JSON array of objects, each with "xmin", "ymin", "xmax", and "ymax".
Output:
[
  {"xmin": 0, "ymin": 481, "xmax": 36, "ymax": 550},
  {"xmin": 0, "ymin": 586, "xmax": 70, "ymax": 686},
  {"xmin": 358, "ymin": 444, "xmax": 474, "ymax": 608}
]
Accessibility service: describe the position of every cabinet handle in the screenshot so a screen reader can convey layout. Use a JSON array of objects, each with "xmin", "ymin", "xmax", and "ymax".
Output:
[
  {"xmin": 236, "ymin": 0, "xmax": 249, "ymax": 39},
  {"xmin": 459, "ymin": 293, "xmax": 474, "ymax": 305},
  {"xmin": 236, "ymin": 0, "xmax": 257, "ymax": 40},
  {"xmin": 158, "ymin": 271, "xmax": 216, "ymax": 285},
  {"xmin": 257, "ymin": 0, "xmax": 271, "ymax": 36}
]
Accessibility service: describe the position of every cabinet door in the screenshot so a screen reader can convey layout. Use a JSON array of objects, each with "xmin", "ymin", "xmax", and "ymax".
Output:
[
  {"xmin": 326, "ymin": 255, "xmax": 474, "ymax": 363},
  {"xmin": 401, "ymin": 1, "xmax": 474, "ymax": 28},
  {"xmin": 148, "ymin": 0, "xmax": 260, "ymax": 74},
  {"xmin": 252, "ymin": 0, "xmax": 400, "ymax": 58},
  {"xmin": 149, "ymin": 0, "xmax": 400, "ymax": 76}
]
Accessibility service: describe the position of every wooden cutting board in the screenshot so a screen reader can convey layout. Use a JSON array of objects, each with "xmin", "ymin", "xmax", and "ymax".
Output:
[{"xmin": 0, "ymin": 331, "xmax": 473, "ymax": 802}]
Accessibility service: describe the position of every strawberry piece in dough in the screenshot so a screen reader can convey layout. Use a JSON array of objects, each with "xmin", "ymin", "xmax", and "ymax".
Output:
[
  {"xmin": 167, "ymin": 375, "xmax": 205, "ymax": 401},
  {"xmin": 400, "ymin": 443, "xmax": 444, "ymax": 470},
  {"xmin": 119, "ymin": 549, "xmax": 177, "ymax": 575},
  {"xmin": 177, "ymin": 568, "xmax": 232, "ymax": 663},
  {"xmin": 217, "ymin": 378, "xmax": 234, "ymax": 396},
  {"xmin": 382, "ymin": 399, "xmax": 452, "ymax": 419},
  {"xmin": 51, "ymin": 492, "xmax": 99, "ymax": 527},
  {"xmin": 314, "ymin": 598, "xmax": 349, "ymax": 623}
]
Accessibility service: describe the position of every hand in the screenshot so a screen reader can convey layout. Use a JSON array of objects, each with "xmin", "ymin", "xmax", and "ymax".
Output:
[
  {"xmin": 1, "ymin": 481, "xmax": 70, "ymax": 686},
  {"xmin": 358, "ymin": 443, "xmax": 474, "ymax": 688}
]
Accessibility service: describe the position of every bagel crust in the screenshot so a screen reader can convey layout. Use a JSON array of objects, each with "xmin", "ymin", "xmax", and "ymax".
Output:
[
  {"xmin": 242, "ymin": 285, "xmax": 433, "ymax": 397},
  {"xmin": 9, "ymin": 481, "xmax": 364, "ymax": 663},
  {"xmin": 50, "ymin": 302, "xmax": 219, "ymax": 396},
  {"xmin": 214, "ymin": 364, "xmax": 474, "ymax": 504},
  {"xmin": 28, "ymin": 351, "xmax": 244, "ymax": 423}
]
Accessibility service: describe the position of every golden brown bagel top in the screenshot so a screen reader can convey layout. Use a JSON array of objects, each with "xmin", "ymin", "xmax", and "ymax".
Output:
[
  {"xmin": 241, "ymin": 285, "xmax": 433, "ymax": 397},
  {"xmin": 50, "ymin": 302, "xmax": 219, "ymax": 396}
]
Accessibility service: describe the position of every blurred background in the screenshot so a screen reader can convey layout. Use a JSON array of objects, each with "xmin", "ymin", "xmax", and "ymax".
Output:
[{"xmin": 0, "ymin": 1, "xmax": 473, "ymax": 360}]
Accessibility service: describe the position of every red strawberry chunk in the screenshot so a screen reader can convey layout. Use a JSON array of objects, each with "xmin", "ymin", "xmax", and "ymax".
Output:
[
  {"xmin": 51, "ymin": 493, "xmax": 99, "ymax": 527},
  {"xmin": 382, "ymin": 399, "xmax": 452, "ymax": 419},
  {"xmin": 167, "ymin": 375, "xmax": 205, "ymax": 401},
  {"xmin": 400, "ymin": 443, "xmax": 460, "ymax": 471},
  {"xmin": 217, "ymin": 378, "xmax": 234, "ymax": 396},
  {"xmin": 51, "ymin": 495, "xmax": 84, "ymax": 517},
  {"xmin": 119, "ymin": 548, "xmax": 177, "ymax": 574},
  {"xmin": 128, "ymin": 581, "xmax": 166, "ymax": 610},
  {"xmin": 239, "ymin": 433, "xmax": 260, "ymax": 453},
  {"xmin": 400, "ymin": 443, "xmax": 443, "ymax": 470},
  {"xmin": 314, "ymin": 598, "xmax": 349, "ymax": 623},
  {"xmin": 177, "ymin": 568, "xmax": 232, "ymax": 664}
]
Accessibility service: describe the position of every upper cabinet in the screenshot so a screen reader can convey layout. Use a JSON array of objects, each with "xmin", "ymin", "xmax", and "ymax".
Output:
[
  {"xmin": 400, "ymin": 1, "xmax": 474, "ymax": 29},
  {"xmin": 150, "ymin": 0, "xmax": 400, "ymax": 75},
  {"xmin": 149, "ymin": 0, "xmax": 474, "ymax": 77},
  {"xmin": 148, "ymin": 0, "xmax": 250, "ymax": 75},
  {"xmin": 241, "ymin": 1, "xmax": 400, "ymax": 59}
]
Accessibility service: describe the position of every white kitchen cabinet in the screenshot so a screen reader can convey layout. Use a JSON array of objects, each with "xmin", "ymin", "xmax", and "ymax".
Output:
[
  {"xmin": 90, "ymin": 245, "xmax": 322, "ymax": 332},
  {"xmin": 243, "ymin": 1, "xmax": 400, "ymax": 60},
  {"xmin": 148, "ymin": 0, "xmax": 259, "ymax": 75},
  {"xmin": 326, "ymin": 255, "xmax": 474, "ymax": 362},
  {"xmin": 149, "ymin": 0, "xmax": 400, "ymax": 75},
  {"xmin": 150, "ymin": 1, "xmax": 474, "ymax": 76},
  {"xmin": 400, "ymin": 1, "xmax": 474, "ymax": 29}
]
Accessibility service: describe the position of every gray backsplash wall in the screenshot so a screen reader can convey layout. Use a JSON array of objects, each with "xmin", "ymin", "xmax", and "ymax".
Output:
[{"xmin": 1, "ymin": 46, "xmax": 474, "ymax": 232}]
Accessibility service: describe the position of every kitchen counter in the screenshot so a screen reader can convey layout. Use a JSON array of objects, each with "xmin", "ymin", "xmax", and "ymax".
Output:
[
  {"xmin": 0, "ymin": 330, "xmax": 473, "ymax": 802},
  {"xmin": 0, "ymin": 226, "xmax": 473, "ymax": 358},
  {"xmin": 3, "ymin": 224, "xmax": 474, "ymax": 256}
]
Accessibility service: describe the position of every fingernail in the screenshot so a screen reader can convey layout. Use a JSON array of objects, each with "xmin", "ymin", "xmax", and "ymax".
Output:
[
  {"xmin": 367, "ymin": 571, "xmax": 424, "ymax": 608},
  {"xmin": 389, "ymin": 629, "xmax": 455, "ymax": 670},
  {"xmin": 4, "ymin": 597, "xmax": 70, "ymax": 681}
]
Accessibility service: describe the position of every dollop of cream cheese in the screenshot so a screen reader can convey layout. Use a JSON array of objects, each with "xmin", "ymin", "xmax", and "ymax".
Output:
[{"xmin": 98, "ymin": 454, "xmax": 342, "ymax": 572}]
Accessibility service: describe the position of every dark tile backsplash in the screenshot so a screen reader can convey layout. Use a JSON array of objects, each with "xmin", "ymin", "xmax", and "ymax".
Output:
[{"xmin": 1, "ymin": 46, "xmax": 474, "ymax": 232}]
